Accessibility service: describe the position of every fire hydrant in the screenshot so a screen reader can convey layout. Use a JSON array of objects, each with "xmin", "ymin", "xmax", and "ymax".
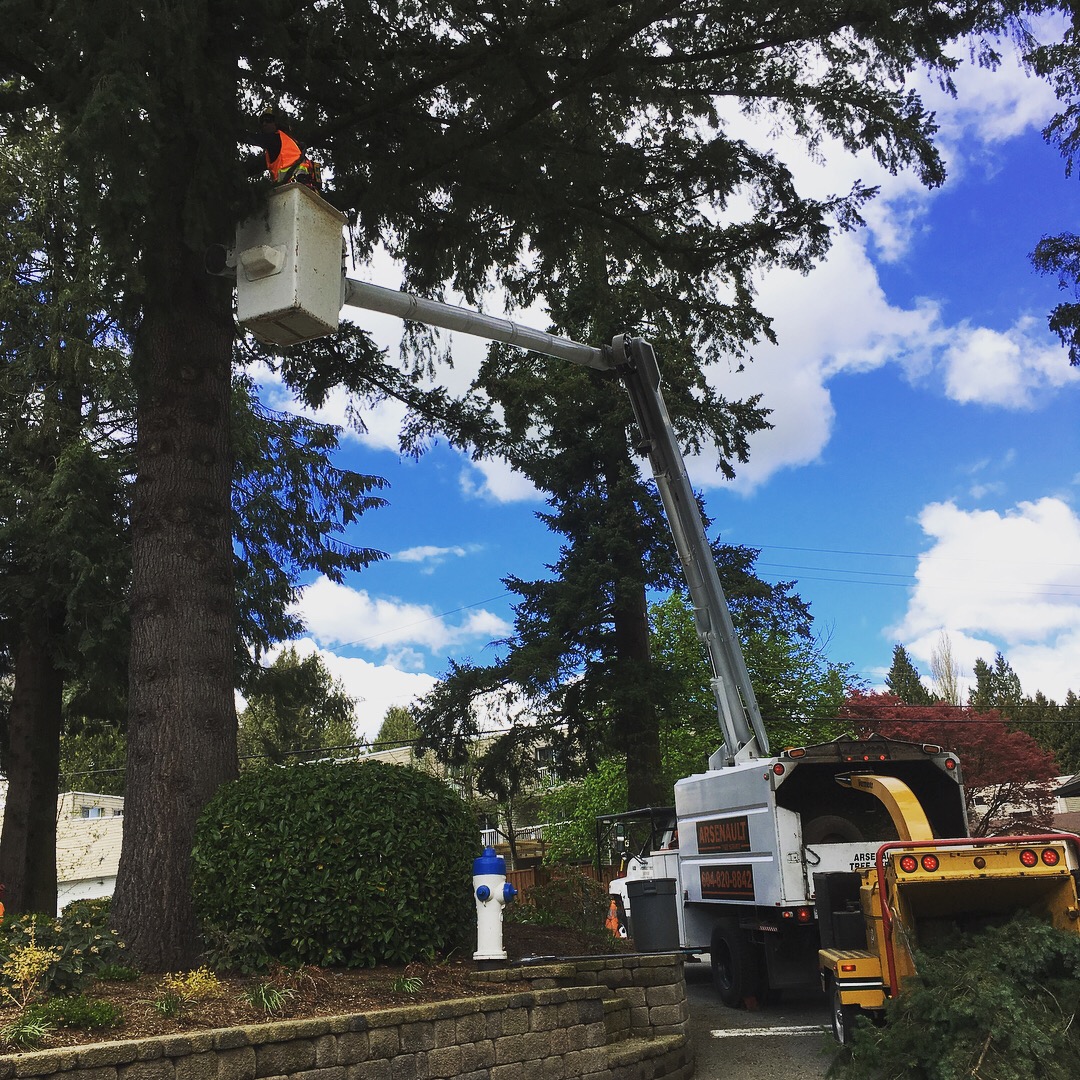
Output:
[{"xmin": 472, "ymin": 846, "xmax": 517, "ymax": 966}]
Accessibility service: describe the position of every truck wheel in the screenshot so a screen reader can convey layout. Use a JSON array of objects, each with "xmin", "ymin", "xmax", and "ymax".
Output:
[
  {"xmin": 830, "ymin": 978, "xmax": 861, "ymax": 1045},
  {"xmin": 710, "ymin": 920, "xmax": 759, "ymax": 1008},
  {"xmin": 804, "ymin": 814, "xmax": 864, "ymax": 845}
]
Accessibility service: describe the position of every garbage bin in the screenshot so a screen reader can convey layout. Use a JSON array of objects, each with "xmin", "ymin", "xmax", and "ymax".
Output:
[{"xmin": 626, "ymin": 878, "xmax": 679, "ymax": 952}]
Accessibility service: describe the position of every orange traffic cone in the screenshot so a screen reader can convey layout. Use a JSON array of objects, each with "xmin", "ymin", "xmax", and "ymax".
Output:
[{"xmin": 605, "ymin": 898, "xmax": 620, "ymax": 937}]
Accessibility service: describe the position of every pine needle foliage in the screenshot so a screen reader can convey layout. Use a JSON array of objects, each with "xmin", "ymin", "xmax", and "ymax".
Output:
[{"xmin": 831, "ymin": 914, "xmax": 1080, "ymax": 1080}]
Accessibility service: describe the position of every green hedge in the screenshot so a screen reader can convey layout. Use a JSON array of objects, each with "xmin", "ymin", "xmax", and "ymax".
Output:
[{"xmin": 192, "ymin": 760, "xmax": 477, "ymax": 970}]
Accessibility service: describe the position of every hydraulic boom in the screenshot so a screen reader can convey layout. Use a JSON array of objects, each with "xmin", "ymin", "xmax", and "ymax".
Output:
[{"xmin": 340, "ymin": 279, "xmax": 769, "ymax": 762}]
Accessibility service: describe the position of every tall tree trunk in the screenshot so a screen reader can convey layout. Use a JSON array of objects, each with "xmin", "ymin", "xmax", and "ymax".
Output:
[
  {"xmin": 111, "ymin": 243, "xmax": 237, "ymax": 970},
  {"xmin": 0, "ymin": 617, "xmax": 64, "ymax": 915},
  {"xmin": 611, "ymin": 575, "xmax": 666, "ymax": 809},
  {"xmin": 605, "ymin": 451, "xmax": 665, "ymax": 810}
]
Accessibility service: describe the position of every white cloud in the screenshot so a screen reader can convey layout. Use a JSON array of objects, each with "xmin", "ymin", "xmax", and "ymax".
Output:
[
  {"xmin": 685, "ymin": 222, "xmax": 1077, "ymax": 493},
  {"xmin": 690, "ymin": 234, "xmax": 944, "ymax": 491},
  {"xmin": 392, "ymin": 544, "xmax": 485, "ymax": 574},
  {"xmin": 940, "ymin": 318, "xmax": 1080, "ymax": 407},
  {"xmin": 295, "ymin": 576, "xmax": 512, "ymax": 653},
  {"xmin": 268, "ymin": 638, "xmax": 436, "ymax": 742},
  {"xmin": 458, "ymin": 457, "xmax": 541, "ymax": 503},
  {"xmin": 920, "ymin": 21, "xmax": 1064, "ymax": 147},
  {"xmin": 891, "ymin": 497, "xmax": 1080, "ymax": 699},
  {"xmin": 394, "ymin": 544, "xmax": 469, "ymax": 563}
]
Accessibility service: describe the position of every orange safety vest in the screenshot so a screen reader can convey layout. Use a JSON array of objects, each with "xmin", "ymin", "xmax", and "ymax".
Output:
[{"xmin": 265, "ymin": 130, "xmax": 306, "ymax": 181}]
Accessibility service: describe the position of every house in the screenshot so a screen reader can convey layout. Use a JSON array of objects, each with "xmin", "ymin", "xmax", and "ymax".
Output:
[
  {"xmin": 1054, "ymin": 774, "xmax": 1080, "ymax": 834},
  {"xmin": 0, "ymin": 784, "xmax": 124, "ymax": 915},
  {"xmin": 55, "ymin": 791, "xmax": 124, "ymax": 913}
]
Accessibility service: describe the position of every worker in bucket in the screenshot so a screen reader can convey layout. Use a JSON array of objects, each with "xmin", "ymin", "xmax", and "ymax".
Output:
[{"xmin": 255, "ymin": 108, "xmax": 320, "ymax": 190}]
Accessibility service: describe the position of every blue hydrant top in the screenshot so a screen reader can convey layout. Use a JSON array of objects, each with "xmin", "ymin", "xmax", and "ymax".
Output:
[{"xmin": 473, "ymin": 846, "xmax": 506, "ymax": 876}]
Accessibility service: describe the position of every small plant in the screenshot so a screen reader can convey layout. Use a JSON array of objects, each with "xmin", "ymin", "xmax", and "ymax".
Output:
[
  {"xmin": 0, "ymin": 924, "xmax": 62, "ymax": 1011},
  {"xmin": 152, "ymin": 992, "xmax": 185, "ymax": 1019},
  {"xmin": 0, "ymin": 1012, "xmax": 53, "ymax": 1050},
  {"xmin": 161, "ymin": 966, "xmax": 223, "ymax": 1002},
  {"xmin": 153, "ymin": 966, "xmax": 223, "ymax": 1017},
  {"xmin": 244, "ymin": 982, "xmax": 295, "ymax": 1015},
  {"xmin": 95, "ymin": 963, "xmax": 140, "ymax": 982},
  {"xmin": 390, "ymin": 975, "xmax": 424, "ymax": 995},
  {"xmin": 36, "ymin": 995, "xmax": 123, "ymax": 1030}
]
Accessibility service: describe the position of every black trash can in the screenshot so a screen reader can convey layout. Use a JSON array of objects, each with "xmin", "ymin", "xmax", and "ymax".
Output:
[{"xmin": 626, "ymin": 878, "xmax": 680, "ymax": 952}]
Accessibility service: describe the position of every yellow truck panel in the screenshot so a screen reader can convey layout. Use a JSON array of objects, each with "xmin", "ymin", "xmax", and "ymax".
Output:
[{"xmin": 822, "ymin": 832, "xmax": 1080, "ymax": 1043}]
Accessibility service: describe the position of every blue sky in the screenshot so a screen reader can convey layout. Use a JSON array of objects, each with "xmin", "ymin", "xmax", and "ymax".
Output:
[{"xmin": 251, "ymin": 24, "xmax": 1080, "ymax": 741}]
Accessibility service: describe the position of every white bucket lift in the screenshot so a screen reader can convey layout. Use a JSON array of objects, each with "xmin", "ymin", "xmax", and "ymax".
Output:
[{"xmin": 234, "ymin": 185, "xmax": 346, "ymax": 346}]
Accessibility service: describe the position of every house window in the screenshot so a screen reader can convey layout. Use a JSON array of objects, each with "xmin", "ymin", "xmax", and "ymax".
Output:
[{"xmin": 80, "ymin": 806, "xmax": 103, "ymax": 819}]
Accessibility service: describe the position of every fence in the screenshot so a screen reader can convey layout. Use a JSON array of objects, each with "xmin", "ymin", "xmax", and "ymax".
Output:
[
  {"xmin": 506, "ymin": 863, "xmax": 619, "ymax": 898},
  {"xmin": 480, "ymin": 822, "xmax": 559, "ymax": 849}
]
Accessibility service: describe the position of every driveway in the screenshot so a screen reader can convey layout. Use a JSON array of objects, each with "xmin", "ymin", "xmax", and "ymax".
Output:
[{"xmin": 685, "ymin": 959, "xmax": 840, "ymax": 1079}]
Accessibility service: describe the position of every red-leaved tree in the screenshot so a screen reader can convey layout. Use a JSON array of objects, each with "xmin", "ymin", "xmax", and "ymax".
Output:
[{"xmin": 842, "ymin": 692, "xmax": 1059, "ymax": 836}]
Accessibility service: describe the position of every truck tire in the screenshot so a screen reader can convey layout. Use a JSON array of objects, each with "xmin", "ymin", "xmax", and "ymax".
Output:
[
  {"xmin": 829, "ymin": 977, "xmax": 861, "ymax": 1045},
  {"xmin": 710, "ymin": 919, "xmax": 760, "ymax": 1008},
  {"xmin": 803, "ymin": 814, "xmax": 864, "ymax": 845}
]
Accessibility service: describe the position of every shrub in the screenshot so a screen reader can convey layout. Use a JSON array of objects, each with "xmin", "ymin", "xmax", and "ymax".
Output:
[
  {"xmin": 508, "ymin": 871, "xmax": 610, "ymax": 931},
  {"xmin": 32, "ymin": 995, "xmax": 123, "ymax": 1031},
  {"xmin": 161, "ymin": 966, "xmax": 222, "ymax": 1002},
  {"xmin": 831, "ymin": 914, "xmax": 1080, "ymax": 1080},
  {"xmin": 0, "ymin": 925, "xmax": 60, "ymax": 1010},
  {"xmin": 192, "ymin": 760, "xmax": 477, "ymax": 971},
  {"xmin": 0, "ymin": 903, "xmax": 126, "ymax": 995}
]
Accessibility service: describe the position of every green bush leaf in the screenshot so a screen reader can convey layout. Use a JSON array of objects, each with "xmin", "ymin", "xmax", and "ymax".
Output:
[{"xmin": 192, "ymin": 761, "xmax": 476, "ymax": 971}]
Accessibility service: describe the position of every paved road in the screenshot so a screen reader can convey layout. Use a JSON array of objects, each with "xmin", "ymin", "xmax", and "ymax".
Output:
[{"xmin": 685, "ymin": 959, "xmax": 840, "ymax": 1079}]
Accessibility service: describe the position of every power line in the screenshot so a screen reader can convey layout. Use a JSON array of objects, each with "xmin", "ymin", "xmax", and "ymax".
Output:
[
  {"xmin": 753, "ymin": 542, "xmax": 1080, "ymax": 572},
  {"xmin": 756, "ymin": 563, "xmax": 1080, "ymax": 599},
  {"xmin": 321, "ymin": 540, "xmax": 1079, "ymax": 655}
]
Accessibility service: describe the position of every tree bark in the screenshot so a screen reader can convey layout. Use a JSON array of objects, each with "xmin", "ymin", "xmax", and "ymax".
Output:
[
  {"xmin": 110, "ymin": 243, "xmax": 237, "ymax": 970},
  {"xmin": 611, "ymin": 575, "xmax": 666, "ymax": 809},
  {"xmin": 0, "ymin": 619, "xmax": 64, "ymax": 915},
  {"xmin": 605, "ymin": 451, "xmax": 666, "ymax": 810}
]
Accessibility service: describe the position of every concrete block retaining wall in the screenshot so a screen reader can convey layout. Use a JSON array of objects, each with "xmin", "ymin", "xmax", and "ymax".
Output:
[{"xmin": 0, "ymin": 954, "xmax": 692, "ymax": 1080}]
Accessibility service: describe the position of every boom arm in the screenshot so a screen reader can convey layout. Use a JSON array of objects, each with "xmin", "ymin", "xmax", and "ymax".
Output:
[
  {"xmin": 339, "ymin": 278, "xmax": 768, "ymax": 763},
  {"xmin": 610, "ymin": 336, "xmax": 768, "ymax": 762}
]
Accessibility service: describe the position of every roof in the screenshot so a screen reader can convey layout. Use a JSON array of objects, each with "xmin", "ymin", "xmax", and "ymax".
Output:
[{"xmin": 1055, "ymin": 775, "xmax": 1080, "ymax": 798}]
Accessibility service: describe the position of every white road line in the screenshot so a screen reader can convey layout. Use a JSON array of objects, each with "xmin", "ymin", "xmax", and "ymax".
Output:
[{"xmin": 710, "ymin": 1025, "xmax": 829, "ymax": 1038}]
